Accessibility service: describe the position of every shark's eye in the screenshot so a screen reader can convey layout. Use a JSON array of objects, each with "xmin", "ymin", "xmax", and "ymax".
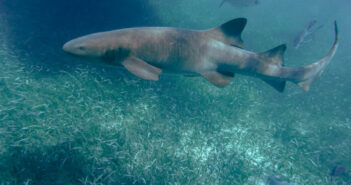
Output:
[{"xmin": 79, "ymin": 46, "xmax": 86, "ymax": 51}]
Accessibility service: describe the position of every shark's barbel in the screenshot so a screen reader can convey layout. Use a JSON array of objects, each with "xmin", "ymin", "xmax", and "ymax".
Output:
[{"xmin": 63, "ymin": 18, "xmax": 338, "ymax": 92}]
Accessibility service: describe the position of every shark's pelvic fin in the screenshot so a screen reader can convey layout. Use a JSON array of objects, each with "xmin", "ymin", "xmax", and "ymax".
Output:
[
  {"xmin": 122, "ymin": 57, "xmax": 162, "ymax": 81},
  {"xmin": 200, "ymin": 71, "xmax": 234, "ymax": 87},
  {"xmin": 206, "ymin": 18, "xmax": 247, "ymax": 48}
]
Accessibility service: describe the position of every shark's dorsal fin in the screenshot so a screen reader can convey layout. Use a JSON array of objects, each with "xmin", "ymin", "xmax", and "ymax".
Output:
[
  {"xmin": 205, "ymin": 18, "xmax": 247, "ymax": 48},
  {"xmin": 259, "ymin": 44, "xmax": 286, "ymax": 66},
  {"xmin": 201, "ymin": 71, "xmax": 234, "ymax": 87},
  {"xmin": 258, "ymin": 44, "xmax": 287, "ymax": 92},
  {"xmin": 122, "ymin": 57, "xmax": 162, "ymax": 81}
]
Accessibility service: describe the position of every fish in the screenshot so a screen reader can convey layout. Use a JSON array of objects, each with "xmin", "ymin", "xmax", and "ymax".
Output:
[
  {"xmin": 219, "ymin": 0, "xmax": 259, "ymax": 7},
  {"xmin": 267, "ymin": 176, "xmax": 293, "ymax": 185},
  {"xmin": 292, "ymin": 20, "xmax": 324, "ymax": 49},
  {"xmin": 63, "ymin": 18, "xmax": 339, "ymax": 92},
  {"xmin": 330, "ymin": 164, "xmax": 347, "ymax": 182}
]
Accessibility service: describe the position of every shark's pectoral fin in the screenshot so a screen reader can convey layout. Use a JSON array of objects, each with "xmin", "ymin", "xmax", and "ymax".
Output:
[
  {"xmin": 201, "ymin": 71, "xmax": 234, "ymax": 88},
  {"xmin": 262, "ymin": 79, "xmax": 286, "ymax": 92},
  {"xmin": 122, "ymin": 57, "xmax": 162, "ymax": 81}
]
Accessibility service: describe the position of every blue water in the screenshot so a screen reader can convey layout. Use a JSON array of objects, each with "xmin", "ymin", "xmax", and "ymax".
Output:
[{"xmin": 0, "ymin": 0, "xmax": 350, "ymax": 184}]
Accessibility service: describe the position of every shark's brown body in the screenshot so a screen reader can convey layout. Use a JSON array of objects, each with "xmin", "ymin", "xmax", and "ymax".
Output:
[{"xmin": 63, "ymin": 18, "xmax": 338, "ymax": 92}]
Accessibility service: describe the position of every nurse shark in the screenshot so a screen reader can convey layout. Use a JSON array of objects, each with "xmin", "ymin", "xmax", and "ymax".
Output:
[{"xmin": 63, "ymin": 18, "xmax": 338, "ymax": 92}]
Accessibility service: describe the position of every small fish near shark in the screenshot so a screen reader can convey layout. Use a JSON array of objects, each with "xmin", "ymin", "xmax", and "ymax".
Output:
[
  {"xmin": 292, "ymin": 20, "xmax": 324, "ymax": 49},
  {"xmin": 219, "ymin": 0, "xmax": 259, "ymax": 7},
  {"xmin": 330, "ymin": 164, "xmax": 348, "ymax": 183},
  {"xmin": 63, "ymin": 18, "xmax": 339, "ymax": 93}
]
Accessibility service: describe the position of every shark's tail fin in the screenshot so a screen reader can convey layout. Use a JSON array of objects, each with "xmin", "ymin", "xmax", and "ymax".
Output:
[
  {"xmin": 258, "ymin": 44, "xmax": 287, "ymax": 92},
  {"xmin": 297, "ymin": 21, "xmax": 339, "ymax": 91},
  {"xmin": 259, "ymin": 21, "xmax": 338, "ymax": 92}
]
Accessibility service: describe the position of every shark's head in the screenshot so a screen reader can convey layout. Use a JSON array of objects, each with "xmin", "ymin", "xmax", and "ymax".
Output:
[
  {"xmin": 63, "ymin": 33, "xmax": 109, "ymax": 58},
  {"xmin": 63, "ymin": 31, "xmax": 133, "ymax": 65}
]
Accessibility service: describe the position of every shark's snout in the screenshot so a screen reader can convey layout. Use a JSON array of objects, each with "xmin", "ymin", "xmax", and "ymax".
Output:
[
  {"xmin": 62, "ymin": 36, "xmax": 107, "ymax": 58},
  {"xmin": 62, "ymin": 40, "xmax": 74, "ymax": 53},
  {"xmin": 62, "ymin": 42, "xmax": 68, "ymax": 52},
  {"xmin": 62, "ymin": 38, "xmax": 88, "ymax": 56}
]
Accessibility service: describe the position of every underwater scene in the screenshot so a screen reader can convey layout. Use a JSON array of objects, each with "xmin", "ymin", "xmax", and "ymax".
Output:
[{"xmin": 0, "ymin": 0, "xmax": 350, "ymax": 184}]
